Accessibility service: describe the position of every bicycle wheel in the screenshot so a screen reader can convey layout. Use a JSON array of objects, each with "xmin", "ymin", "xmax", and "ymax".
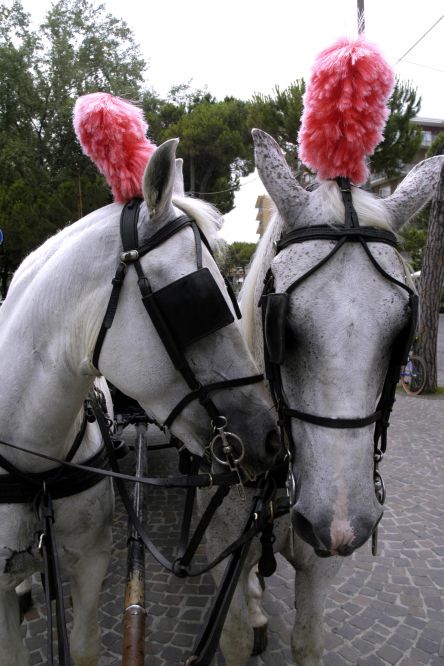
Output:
[{"xmin": 400, "ymin": 355, "xmax": 426, "ymax": 395}]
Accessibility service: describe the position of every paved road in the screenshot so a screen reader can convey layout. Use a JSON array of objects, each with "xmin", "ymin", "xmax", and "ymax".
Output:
[{"xmin": 22, "ymin": 320, "xmax": 444, "ymax": 665}]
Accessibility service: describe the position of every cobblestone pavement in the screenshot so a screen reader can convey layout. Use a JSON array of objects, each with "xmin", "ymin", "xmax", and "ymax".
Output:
[{"xmin": 22, "ymin": 388, "xmax": 444, "ymax": 666}]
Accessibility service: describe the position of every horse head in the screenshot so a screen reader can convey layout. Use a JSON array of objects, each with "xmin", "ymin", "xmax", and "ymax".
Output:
[
  {"xmin": 249, "ymin": 129, "xmax": 443, "ymax": 556},
  {"xmin": 95, "ymin": 137, "xmax": 280, "ymax": 477}
]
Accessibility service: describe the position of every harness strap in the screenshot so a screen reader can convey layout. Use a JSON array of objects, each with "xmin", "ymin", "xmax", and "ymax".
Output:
[
  {"xmin": 184, "ymin": 487, "xmax": 291, "ymax": 666},
  {"xmin": 0, "ymin": 437, "xmax": 241, "ymax": 489},
  {"xmin": 185, "ymin": 516, "xmax": 255, "ymax": 665},
  {"xmin": 92, "ymin": 261, "xmax": 127, "ymax": 369},
  {"xmin": 282, "ymin": 408, "xmax": 383, "ymax": 429},
  {"xmin": 38, "ymin": 491, "xmax": 70, "ymax": 666},
  {"xmin": 177, "ymin": 453, "xmax": 201, "ymax": 560},
  {"xmin": 276, "ymin": 225, "xmax": 398, "ymax": 251},
  {"xmin": 163, "ymin": 374, "xmax": 264, "ymax": 429},
  {"xmin": 175, "ymin": 485, "xmax": 230, "ymax": 570},
  {"xmin": 337, "ymin": 176, "xmax": 360, "ymax": 228}
]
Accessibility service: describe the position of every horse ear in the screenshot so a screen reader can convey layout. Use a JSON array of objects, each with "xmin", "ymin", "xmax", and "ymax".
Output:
[
  {"xmin": 384, "ymin": 156, "xmax": 444, "ymax": 230},
  {"xmin": 173, "ymin": 158, "xmax": 185, "ymax": 198},
  {"xmin": 252, "ymin": 129, "xmax": 309, "ymax": 224},
  {"xmin": 142, "ymin": 138, "xmax": 179, "ymax": 220}
]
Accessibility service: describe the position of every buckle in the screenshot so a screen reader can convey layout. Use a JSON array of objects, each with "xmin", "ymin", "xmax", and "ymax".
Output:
[{"xmin": 120, "ymin": 249, "xmax": 139, "ymax": 263}]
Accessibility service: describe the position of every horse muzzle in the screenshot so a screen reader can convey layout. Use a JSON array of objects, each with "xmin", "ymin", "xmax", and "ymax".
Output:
[{"xmin": 291, "ymin": 504, "xmax": 383, "ymax": 557}]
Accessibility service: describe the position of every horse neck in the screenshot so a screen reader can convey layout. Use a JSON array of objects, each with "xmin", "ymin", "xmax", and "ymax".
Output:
[
  {"xmin": 0, "ymin": 205, "xmax": 121, "ymax": 469},
  {"xmin": 240, "ymin": 210, "xmax": 284, "ymax": 361}
]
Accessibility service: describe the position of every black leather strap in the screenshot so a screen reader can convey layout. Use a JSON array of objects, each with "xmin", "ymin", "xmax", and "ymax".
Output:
[
  {"xmin": 0, "ymin": 437, "xmax": 240, "ymax": 489},
  {"xmin": 89, "ymin": 394, "xmax": 276, "ymax": 577},
  {"xmin": 38, "ymin": 491, "xmax": 70, "ymax": 665},
  {"xmin": 336, "ymin": 177, "xmax": 360, "ymax": 228},
  {"xmin": 0, "ymin": 445, "xmax": 109, "ymax": 503},
  {"xmin": 283, "ymin": 408, "xmax": 383, "ymax": 429},
  {"xmin": 277, "ymin": 225, "xmax": 398, "ymax": 252},
  {"xmin": 163, "ymin": 374, "xmax": 264, "ymax": 429}
]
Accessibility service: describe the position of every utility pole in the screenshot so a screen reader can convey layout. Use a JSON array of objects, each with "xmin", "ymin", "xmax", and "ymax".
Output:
[{"xmin": 357, "ymin": 0, "xmax": 365, "ymax": 33}]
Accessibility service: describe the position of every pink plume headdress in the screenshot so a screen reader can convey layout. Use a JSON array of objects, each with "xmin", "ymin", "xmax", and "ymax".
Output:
[
  {"xmin": 298, "ymin": 35, "xmax": 395, "ymax": 185},
  {"xmin": 73, "ymin": 93, "xmax": 156, "ymax": 203}
]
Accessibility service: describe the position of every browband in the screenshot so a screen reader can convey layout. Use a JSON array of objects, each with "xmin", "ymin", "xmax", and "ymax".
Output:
[{"xmin": 277, "ymin": 225, "xmax": 399, "ymax": 252}]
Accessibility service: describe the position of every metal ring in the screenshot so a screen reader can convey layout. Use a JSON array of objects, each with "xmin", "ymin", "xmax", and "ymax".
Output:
[
  {"xmin": 124, "ymin": 604, "xmax": 147, "ymax": 616},
  {"xmin": 286, "ymin": 469, "xmax": 296, "ymax": 505},
  {"xmin": 374, "ymin": 470, "xmax": 386, "ymax": 505},
  {"xmin": 211, "ymin": 415, "xmax": 227, "ymax": 431},
  {"xmin": 210, "ymin": 432, "xmax": 244, "ymax": 466}
]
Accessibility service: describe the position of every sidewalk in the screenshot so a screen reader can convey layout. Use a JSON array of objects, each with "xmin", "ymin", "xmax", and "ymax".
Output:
[{"xmin": 23, "ymin": 389, "xmax": 444, "ymax": 665}]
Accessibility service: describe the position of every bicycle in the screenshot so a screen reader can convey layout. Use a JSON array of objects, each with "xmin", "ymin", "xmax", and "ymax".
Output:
[{"xmin": 399, "ymin": 350, "xmax": 427, "ymax": 395}]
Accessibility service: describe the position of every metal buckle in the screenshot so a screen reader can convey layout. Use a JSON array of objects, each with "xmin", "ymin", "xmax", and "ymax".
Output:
[
  {"xmin": 210, "ymin": 417, "xmax": 246, "ymax": 500},
  {"xmin": 120, "ymin": 249, "xmax": 139, "ymax": 263}
]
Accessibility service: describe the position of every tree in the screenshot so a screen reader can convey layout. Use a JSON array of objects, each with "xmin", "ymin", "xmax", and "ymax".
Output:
[
  {"xmin": 370, "ymin": 80, "xmax": 422, "ymax": 177},
  {"xmin": 145, "ymin": 89, "xmax": 253, "ymax": 213},
  {"xmin": 248, "ymin": 81, "xmax": 305, "ymax": 171},
  {"xmin": 399, "ymin": 207, "xmax": 429, "ymax": 271},
  {"xmin": 413, "ymin": 137, "xmax": 444, "ymax": 392},
  {"xmin": 0, "ymin": 0, "xmax": 147, "ymax": 292}
]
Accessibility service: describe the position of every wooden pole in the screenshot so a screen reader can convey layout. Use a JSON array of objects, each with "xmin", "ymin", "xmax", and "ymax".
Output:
[
  {"xmin": 122, "ymin": 423, "xmax": 148, "ymax": 666},
  {"xmin": 357, "ymin": 0, "xmax": 365, "ymax": 33}
]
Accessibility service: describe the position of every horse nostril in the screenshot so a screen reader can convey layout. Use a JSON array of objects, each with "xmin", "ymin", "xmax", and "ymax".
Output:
[{"xmin": 265, "ymin": 430, "xmax": 281, "ymax": 457}]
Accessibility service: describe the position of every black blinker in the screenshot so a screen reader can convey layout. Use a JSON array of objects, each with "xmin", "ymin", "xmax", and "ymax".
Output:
[
  {"xmin": 147, "ymin": 267, "xmax": 235, "ymax": 349},
  {"xmin": 264, "ymin": 293, "xmax": 289, "ymax": 365}
]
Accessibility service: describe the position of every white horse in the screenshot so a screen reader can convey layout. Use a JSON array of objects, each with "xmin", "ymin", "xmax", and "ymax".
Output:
[
  {"xmin": 0, "ymin": 137, "xmax": 279, "ymax": 666},
  {"xmin": 203, "ymin": 129, "xmax": 444, "ymax": 666}
]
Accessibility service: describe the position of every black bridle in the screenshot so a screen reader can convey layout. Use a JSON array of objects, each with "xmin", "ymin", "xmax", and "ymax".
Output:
[
  {"xmin": 261, "ymin": 178, "xmax": 418, "ymax": 545},
  {"xmin": 93, "ymin": 198, "xmax": 264, "ymax": 474}
]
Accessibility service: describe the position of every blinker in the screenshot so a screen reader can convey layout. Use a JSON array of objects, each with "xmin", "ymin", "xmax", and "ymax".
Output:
[
  {"xmin": 264, "ymin": 292, "xmax": 289, "ymax": 365},
  {"xmin": 144, "ymin": 267, "xmax": 235, "ymax": 349}
]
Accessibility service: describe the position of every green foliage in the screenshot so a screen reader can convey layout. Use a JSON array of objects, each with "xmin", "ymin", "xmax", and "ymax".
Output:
[
  {"xmin": 398, "ymin": 131, "xmax": 444, "ymax": 271},
  {"xmin": 219, "ymin": 241, "xmax": 257, "ymax": 275},
  {"xmin": 0, "ymin": 0, "xmax": 431, "ymax": 295},
  {"xmin": 399, "ymin": 206, "xmax": 430, "ymax": 271},
  {"xmin": 145, "ymin": 89, "xmax": 253, "ymax": 213},
  {"xmin": 428, "ymin": 131, "xmax": 444, "ymax": 157},
  {"xmin": 370, "ymin": 79, "xmax": 422, "ymax": 176},
  {"xmin": 0, "ymin": 0, "xmax": 146, "ymax": 287},
  {"xmin": 248, "ymin": 81, "xmax": 305, "ymax": 170}
]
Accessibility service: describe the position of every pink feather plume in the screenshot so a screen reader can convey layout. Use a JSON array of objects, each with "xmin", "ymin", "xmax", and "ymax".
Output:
[
  {"xmin": 73, "ymin": 93, "xmax": 156, "ymax": 203},
  {"xmin": 298, "ymin": 35, "xmax": 395, "ymax": 185}
]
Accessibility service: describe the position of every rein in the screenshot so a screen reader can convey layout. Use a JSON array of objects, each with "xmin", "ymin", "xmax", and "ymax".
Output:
[
  {"xmin": 261, "ymin": 178, "xmax": 418, "ymax": 552},
  {"xmin": 0, "ymin": 393, "xmax": 287, "ymax": 666}
]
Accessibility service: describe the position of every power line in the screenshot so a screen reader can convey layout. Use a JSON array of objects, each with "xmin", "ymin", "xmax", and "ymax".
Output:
[
  {"xmin": 186, "ymin": 175, "xmax": 259, "ymax": 197},
  {"xmin": 395, "ymin": 14, "xmax": 444, "ymax": 65},
  {"xmin": 401, "ymin": 59, "xmax": 444, "ymax": 74}
]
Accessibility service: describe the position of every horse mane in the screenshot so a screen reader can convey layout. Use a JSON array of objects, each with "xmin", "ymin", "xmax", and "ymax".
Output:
[
  {"xmin": 173, "ymin": 195, "xmax": 225, "ymax": 251},
  {"xmin": 239, "ymin": 182, "xmax": 399, "ymax": 350}
]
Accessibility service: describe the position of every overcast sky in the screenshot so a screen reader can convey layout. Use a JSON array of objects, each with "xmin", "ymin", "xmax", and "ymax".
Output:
[{"xmin": 13, "ymin": 0, "xmax": 444, "ymax": 242}]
